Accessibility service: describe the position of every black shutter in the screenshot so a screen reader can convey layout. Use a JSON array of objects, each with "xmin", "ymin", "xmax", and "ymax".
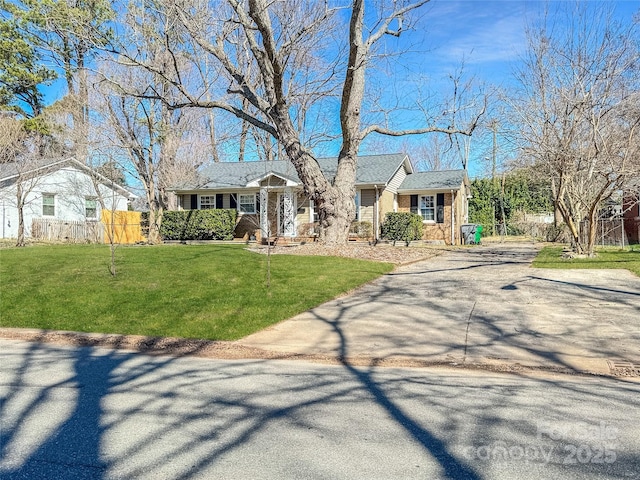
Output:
[
  {"xmin": 190, "ymin": 194, "xmax": 198, "ymax": 210},
  {"xmin": 410, "ymin": 195, "xmax": 418, "ymax": 214},
  {"xmin": 216, "ymin": 194, "xmax": 223, "ymax": 209},
  {"xmin": 230, "ymin": 193, "xmax": 237, "ymax": 209},
  {"xmin": 255, "ymin": 193, "xmax": 260, "ymax": 211},
  {"xmin": 436, "ymin": 193, "xmax": 445, "ymax": 223}
]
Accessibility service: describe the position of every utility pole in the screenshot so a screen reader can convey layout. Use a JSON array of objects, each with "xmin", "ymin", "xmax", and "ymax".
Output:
[
  {"xmin": 490, "ymin": 119, "xmax": 498, "ymax": 183},
  {"xmin": 489, "ymin": 119, "xmax": 498, "ymax": 236},
  {"xmin": 500, "ymin": 172, "xmax": 507, "ymax": 240}
]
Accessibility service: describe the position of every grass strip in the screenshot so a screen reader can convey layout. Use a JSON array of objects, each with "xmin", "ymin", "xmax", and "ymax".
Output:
[
  {"xmin": 0, "ymin": 244, "xmax": 393, "ymax": 340},
  {"xmin": 532, "ymin": 245, "xmax": 640, "ymax": 277}
]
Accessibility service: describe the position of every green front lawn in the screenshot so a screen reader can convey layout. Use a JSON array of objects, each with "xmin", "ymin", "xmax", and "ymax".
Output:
[
  {"xmin": 0, "ymin": 244, "xmax": 393, "ymax": 340},
  {"xmin": 532, "ymin": 245, "xmax": 640, "ymax": 277}
]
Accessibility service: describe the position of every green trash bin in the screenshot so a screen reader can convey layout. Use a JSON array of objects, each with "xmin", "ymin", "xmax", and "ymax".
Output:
[{"xmin": 474, "ymin": 224, "xmax": 483, "ymax": 244}]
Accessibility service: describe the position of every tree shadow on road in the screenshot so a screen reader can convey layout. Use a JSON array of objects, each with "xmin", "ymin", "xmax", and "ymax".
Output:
[
  {"xmin": 0, "ymin": 334, "xmax": 484, "ymax": 479},
  {"xmin": 2, "ymin": 331, "xmax": 639, "ymax": 480}
]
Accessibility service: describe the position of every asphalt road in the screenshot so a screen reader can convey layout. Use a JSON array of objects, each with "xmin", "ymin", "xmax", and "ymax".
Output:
[{"xmin": 1, "ymin": 339, "xmax": 639, "ymax": 479}]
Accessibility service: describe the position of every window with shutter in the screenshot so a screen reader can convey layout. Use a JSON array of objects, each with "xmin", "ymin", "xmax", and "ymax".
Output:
[
  {"xmin": 200, "ymin": 196, "xmax": 215, "ymax": 209},
  {"xmin": 420, "ymin": 195, "xmax": 435, "ymax": 221},
  {"xmin": 239, "ymin": 194, "xmax": 256, "ymax": 213}
]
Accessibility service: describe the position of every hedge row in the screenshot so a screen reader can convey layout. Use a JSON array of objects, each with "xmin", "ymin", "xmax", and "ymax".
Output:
[
  {"xmin": 380, "ymin": 212, "xmax": 423, "ymax": 245},
  {"xmin": 145, "ymin": 210, "xmax": 238, "ymax": 241}
]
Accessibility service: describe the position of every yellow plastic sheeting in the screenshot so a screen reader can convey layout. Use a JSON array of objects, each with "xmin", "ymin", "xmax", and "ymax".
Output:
[{"xmin": 101, "ymin": 211, "xmax": 146, "ymax": 244}]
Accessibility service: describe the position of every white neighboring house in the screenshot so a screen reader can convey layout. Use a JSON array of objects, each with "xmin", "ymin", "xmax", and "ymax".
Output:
[{"xmin": 0, "ymin": 157, "xmax": 135, "ymax": 239}]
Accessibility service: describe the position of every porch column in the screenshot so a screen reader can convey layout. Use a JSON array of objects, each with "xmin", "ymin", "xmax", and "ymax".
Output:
[
  {"xmin": 282, "ymin": 188, "xmax": 296, "ymax": 237},
  {"xmin": 260, "ymin": 187, "xmax": 269, "ymax": 239}
]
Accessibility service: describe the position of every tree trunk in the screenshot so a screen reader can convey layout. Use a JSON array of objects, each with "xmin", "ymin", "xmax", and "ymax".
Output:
[
  {"xmin": 317, "ymin": 185, "xmax": 356, "ymax": 245},
  {"xmin": 238, "ymin": 99, "xmax": 250, "ymax": 162},
  {"xmin": 76, "ymin": 63, "xmax": 89, "ymax": 162},
  {"xmin": 16, "ymin": 184, "xmax": 25, "ymax": 247},
  {"xmin": 316, "ymin": 0, "xmax": 364, "ymax": 245},
  {"xmin": 271, "ymin": 107, "xmax": 356, "ymax": 244},
  {"xmin": 556, "ymin": 196, "xmax": 583, "ymax": 254},
  {"xmin": 323, "ymin": 152, "xmax": 357, "ymax": 244},
  {"xmin": 586, "ymin": 211, "xmax": 598, "ymax": 258},
  {"xmin": 147, "ymin": 205, "xmax": 164, "ymax": 245},
  {"xmin": 207, "ymin": 109, "xmax": 220, "ymax": 163},
  {"xmin": 143, "ymin": 162, "xmax": 164, "ymax": 245}
]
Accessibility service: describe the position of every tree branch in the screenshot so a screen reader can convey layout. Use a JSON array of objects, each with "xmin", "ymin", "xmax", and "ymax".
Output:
[
  {"xmin": 168, "ymin": 99, "xmax": 278, "ymax": 138},
  {"xmin": 366, "ymin": 1, "xmax": 432, "ymax": 47},
  {"xmin": 361, "ymin": 94, "xmax": 486, "ymax": 140}
]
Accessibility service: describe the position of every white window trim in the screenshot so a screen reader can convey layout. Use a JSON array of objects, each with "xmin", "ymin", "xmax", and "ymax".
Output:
[
  {"xmin": 199, "ymin": 195, "xmax": 216, "ymax": 209},
  {"xmin": 85, "ymin": 197, "xmax": 98, "ymax": 220},
  {"xmin": 354, "ymin": 190, "xmax": 361, "ymax": 221},
  {"xmin": 309, "ymin": 200, "xmax": 319, "ymax": 223},
  {"xmin": 239, "ymin": 193, "xmax": 257, "ymax": 214},
  {"xmin": 420, "ymin": 195, "xmax": 436, "ymax": 223},
  {"xmin": 42, "ymin": 193, "xmax": 56, "ymax": 217}
]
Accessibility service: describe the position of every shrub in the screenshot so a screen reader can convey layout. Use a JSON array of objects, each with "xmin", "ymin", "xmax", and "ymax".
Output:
[
  {"xmin": 298, "ymin": 222, "xmax": 320, "ymax": 237},
  {"xmin": 349, "ymin": 221, "xmax": 373, "ymax": 239},
  {"xmin": 381, "ymin": 212, "xmax": 423, "ymax": 245},
  {"xmin": 159, "ymin": 210, "xmax": 237, "ymax": 241}
]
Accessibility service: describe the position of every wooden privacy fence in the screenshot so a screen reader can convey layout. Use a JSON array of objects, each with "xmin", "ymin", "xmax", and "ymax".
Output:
[
  {"xmin": 32, "ymin": 218, "xmax": 104, "ymax": 243},
  {"xmin": 102, "ymin": 211, "xmax": 146, "ymax": 244},
  {"xmin": 32, "ymin": 211, "xmax": 145, "ymax": 244}
]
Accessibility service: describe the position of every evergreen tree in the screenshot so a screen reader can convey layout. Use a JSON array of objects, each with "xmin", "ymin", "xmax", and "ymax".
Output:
[{"xmin": 0, "ymin": 11, "xmax": 55, "ymax": 118}]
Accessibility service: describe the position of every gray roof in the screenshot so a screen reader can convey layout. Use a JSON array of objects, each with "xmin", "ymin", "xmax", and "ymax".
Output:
[
  {"xmin": 0, "ymin": 162, "xmax": 16, "ymax": 180},
  {"xmin": 191, "ymin": 153, "xmax": 410, "ymax": 190},
  {"xmin": 398, "ymin": 169, "xmax": 467, "ymax": 191},
  {"xmin": 0, "ymin": 157, "xmax": 68, "ymax": 181},
  {"xmin": 0, "ymin": 157, "xmax": 136, "ymax": 198}
]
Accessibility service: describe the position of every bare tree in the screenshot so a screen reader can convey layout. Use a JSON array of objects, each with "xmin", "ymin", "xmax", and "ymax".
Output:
[
  {"xmin": 88, "ymin": 160, "xmax": 136, "ymax": 275},
  {"xmin": 0, "ymin": 116, "xmax": 25, "ymax": 163},
  {"xmin": 106, "ymin": 0, "xmax": 483, "ymax": 244},
  {"xmin": 511, "ymin": 2, "xmax": 640, "ymax": 255},
  {"xmin": 0, "ymin": 117, "xmax": 56, "ymax": 246},
  {"xmin": 401, "ymin": 135, "xmax": 467, "ymax": 172},
  {"xmin": 93, "ymin": 58, "xmax": 208, "ymax": 244},
  {"xmin": 95, "ymin": 85, "xmax": 174, "ymax": 244},
  {"xmin": 0, "ymin": 117, "xmax": 25, "ymax": 244}
]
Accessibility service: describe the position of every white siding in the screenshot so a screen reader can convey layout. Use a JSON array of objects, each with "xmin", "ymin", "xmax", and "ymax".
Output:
[
  {"xmin": 0, "ymin": 166, "xmax": 129, "ymax": 239},
  {"xmin": 386, "ymin": 165, "xmax": 408, "ymax": 194}
]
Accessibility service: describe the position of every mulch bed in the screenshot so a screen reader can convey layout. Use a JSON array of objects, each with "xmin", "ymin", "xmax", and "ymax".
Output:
[{"xmin": 246, "ymin": 243, "xmax": 444, "ymax": 265}]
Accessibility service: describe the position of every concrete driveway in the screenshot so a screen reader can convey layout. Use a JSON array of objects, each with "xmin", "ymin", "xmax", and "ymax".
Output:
[{"xmin": 240, "ymin": 243, "xmax": 640, "ymax": 375}]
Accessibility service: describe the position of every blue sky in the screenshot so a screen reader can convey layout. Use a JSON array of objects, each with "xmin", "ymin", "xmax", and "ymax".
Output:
[
  {"xmin": 408, "ymin": 0, "xmax": 638, "ymax": 86},
  {"xmin": 360, "ymin": 0, "xmax": 640, "ymax": 175},
  {"xmin": 38, "ymin": 0, "xmax": 639, "ymax": 176}
]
